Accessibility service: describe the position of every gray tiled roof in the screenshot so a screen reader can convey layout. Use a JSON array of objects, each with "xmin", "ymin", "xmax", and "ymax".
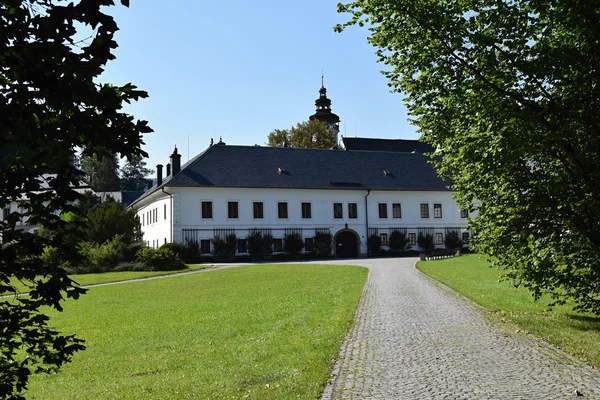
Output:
[
  {"xmin": 341, "ymin": 137, "xmax": 434, "ymax": 153},
  {"xmin": 130, "ymin": 145, "xmax": 450, "ymax": 207}
]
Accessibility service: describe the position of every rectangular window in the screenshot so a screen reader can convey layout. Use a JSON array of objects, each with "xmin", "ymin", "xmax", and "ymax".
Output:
[
  {"xmin": 273, "ymin": 238, "xmax": 283, "ymax": 252},
  {"xmin": 348, "ymin": 203, "xmax": 357, "ymax": 219},
  {"xmin": 460, "ymin": 209, "xmax": 469, "ymax": 218},
  {"xmin": 434, "ymin": 203, "xmax": 442, "ymax": 218},
  {"xmin": 237, "ymin": 239, "xmax": 248, "ymax": 253},
  {"xmin": 333, "ymin": 202, "xmax": 343, "ymax": 219},
  {"xmin": 3, "ymin": 207, "xmax": 10, "ymax": 219},
  {"xmin": 277, "ymin": 202, "xmax": 288, "ymax": 219},
  {"xmin": 201, "ymin": 201, "xmax": 213, "ymax": 219},
  {"xmin": 408, "ymin": 233, "xmax": 417, "ymax": 246},
  {"xmin": 378, "ymin": 203, "xmax": 388, "ymax": 219},
  {"xmin": 301, "ymin": 202, "xmax": 312, "ymax": 219},
  {"xmin": 142, "ymin": 213, "xmax": 144, "ymax": 226},
  {"xmin": 228, "ymin": 201, "xmax": 239, "ymax": 219},
  {"xmin": 462, "ymin": 232, "xmax": 470, "ymax": 244},
  {"xmin": 164, "ymin": 204, "xmax": 167, "ymax": 220},
  {"xmin": 420, "ymin": 203, "xmax": 429, "ymax": 218},
  {"xmin": 305, "ymin": 237, "xmax": 314, "ymax": 252},
  {"xmin": 436, "ymin": 233, "xmax": 443, "ymax": 245},
  {"xmin": 392, "ymin": 203, "xmax": 402, "ymax": 218},
  {"xmin": 200, "ymin": 239, "xmax": 211, "ymax": 254},
  {"xmin": 380, "ymin": 233, "xmax": 388, "ymax": 246},
  {"xmin": 253, "ymin": 202, "xmax": 264, "ymax": 219}
]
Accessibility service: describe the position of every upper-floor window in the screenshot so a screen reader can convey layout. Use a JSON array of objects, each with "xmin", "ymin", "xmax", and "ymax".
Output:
[
  {"xmin": 348, "ymin": 203, "xmax": 357, "ymax": 219},
  {"xmin": 333, "ymin": 203, "xmax": 343, "ymax": 219},
  {"xmin": 460, "ymin": 209, "xmax": 469, "ymax": 218},
  {"xmin": 378, "ymin": 203, "xmax": 388, "ymax": 219},
  {"xmin": 301, "ymin": 202, "xmax": 312, "ymax": 219},
  {"xmin": 434, "ymin": 203, "xmax": 442, "ymax": 218},
  {"xmin": 201, "ymin": 201, "xmax": 213, "ymax": 219},
  {"xmin": 420, "ymin": 203, "xmax": 429, "ymax": 218},
  {"xmin": 277, "ymin": 202, "xmax": 288, "ymax": 219},
  {"xmin": 228, "ymin": 201, "xmax": 239, "ymax": 219},
  {"xmin": 253, "ymin": 202, "xmax": 264, "ymax": 219},
  {"xmin": 392, "ymin": 203, "xmax": 402, "ymax": 218}
]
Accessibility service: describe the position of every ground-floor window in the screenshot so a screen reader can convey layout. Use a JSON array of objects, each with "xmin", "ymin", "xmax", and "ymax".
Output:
[
  {"xmin": 237, "ymin": 238, "xmax": 248, "ymax": 253},
  {"xmin": 462, "ymin": 232, "xmax": 470, "ymax": 244},
  {"xmin": 305, "ymin": 237, "xmax": 314, "ymax": 252},
  {"xmin": 380, "ymin": 233, "xmax": 388, "ymax": 246},
  {"xmin": 273, "ymin": 238, "xmax": 283, "ymax": 252},
  {"xmin": 436, "ymin": 233, "xmax": 443, "ymax": 245},
  {"xmin": 408, "ymin": 233, "xmax": 417, "ymax": 246},
  {"xmin": 200, "ymin": 239, "xmax": 211, "ymax": 254}
]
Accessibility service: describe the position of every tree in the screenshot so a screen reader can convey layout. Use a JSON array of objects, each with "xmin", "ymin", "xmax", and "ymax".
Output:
[
  {"xmin": 0, "ymin": 0, "xmax": 151, "ymax": 397},
  {"xmin": 336, "ymin": 1, "xmax": 600, "ymax": 313},
  {"xmin": 120, "ymin": 154, "xmax": 153, "ymax": 191},
  {"xmin": 86, "ymin": 199, "xmax": 142, "ymax": 245},
  {"xmin": 81, "ymin": 153, "xmax": 121, "ymax": 192},
  {"xmin": 267, "ymin": 120, "xmax": 337, "ymax": 149},
  {"xmin": 389, "ymin": 230, "xmax": 409, "ymax": 252}
]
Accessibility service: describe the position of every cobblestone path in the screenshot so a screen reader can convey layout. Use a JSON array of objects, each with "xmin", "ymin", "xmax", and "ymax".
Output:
[{"xmin": 320, "ymin": 258, "xmax": 600, "ymax": 400}]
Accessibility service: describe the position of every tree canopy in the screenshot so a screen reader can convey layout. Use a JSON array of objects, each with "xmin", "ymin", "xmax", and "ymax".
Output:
[
  {"xmin": 0, "ymin": 0, "xmax": 151, "ymax": 397},
  {"xmin": 120, "ymin": 154, "xmax": 153, "ymax": 191},
  {"xmin": 267, "ymin": 120, "xmax": 337, "ymax": 149},
  {"xmin": 81, "ymin": 153, "xmax": 121, "ymax": 192},
  {"xmin": 336, "ymin": 0, "xmax": 600, "ymax": 313}
]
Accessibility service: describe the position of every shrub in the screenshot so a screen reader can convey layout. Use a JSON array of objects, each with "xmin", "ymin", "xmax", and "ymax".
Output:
[
  {"xmin": 211, "ymin": 234, "xmax": 237, "ymax": 258},
  {"xmin": 86, "ymin": 199, "xmax": 142, "ymax": 244},
  {"xmin": 161, "ymin": 242, "xmax": 186, "ymax": 260},
  {"xmin": 123, "ymin": 241, "xmax": 147, "ymax": 263},
  {"xmin": 86, "ymin": 235, "xmax": 128, "ymax": 269},
  {"xmin": 184, "ymin": 239, "xmax": 200, "ymax": 263},
  {"xmin": 247, "ymin": 231, "xmax": 273, "ymax": 258},
  {"xmin": 136, "ymin": 247, "xmax": 184, "ymax": 271},
  {"xmin": 389, "ymin": 230, "xmax": 409, "ymax": 252},
  {"xmin": 444, "ymin": 231, "xmax": 463, "ymax": 251},
  {"xmin": 417, "ymin": 233, "xmax": 435, "ymax": 255},
  {"xmin": 367, "ymin": 234, "xmax": 382, "ymax": 256},
  {"xmin": 314, "ymin": 231, "xmax": 332, "ymax": 257},
  {"xmin": 283, "ymin": 233, "xmax": 304, "ymax": 256}
]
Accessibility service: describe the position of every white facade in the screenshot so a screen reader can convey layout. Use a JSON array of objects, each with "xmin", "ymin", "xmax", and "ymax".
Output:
[{"xmin": 134, "ymin": 186, "xmax": 470, "ymax": 256}]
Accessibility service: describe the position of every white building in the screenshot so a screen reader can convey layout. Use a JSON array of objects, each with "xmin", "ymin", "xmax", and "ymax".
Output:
[{"xmin": 129, "ymin": 142, "xmax": 471, "ymax": 257}]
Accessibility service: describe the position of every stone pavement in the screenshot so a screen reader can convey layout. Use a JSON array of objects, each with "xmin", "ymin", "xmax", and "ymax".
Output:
[{"xmin": 318, "ymin": 258, "xmax": 600, "ymax": 400}]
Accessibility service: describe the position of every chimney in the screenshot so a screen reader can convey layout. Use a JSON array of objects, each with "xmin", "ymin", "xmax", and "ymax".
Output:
[
  {"xmin": 156, "ymin": 164, "xmax": 163, "ymax": 186},
  {"xmin": 166, "ymin": 163, "xmax": 171, "ymax": 177},
  {"xmin": 170, "ymin": 146, "xmax": 181, "ymax": 175}
]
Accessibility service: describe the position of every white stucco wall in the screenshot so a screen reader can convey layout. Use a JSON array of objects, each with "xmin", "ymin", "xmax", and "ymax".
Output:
[{"xmin": 133, "ymin": 186, "xmax": 471, "ymax": 255}]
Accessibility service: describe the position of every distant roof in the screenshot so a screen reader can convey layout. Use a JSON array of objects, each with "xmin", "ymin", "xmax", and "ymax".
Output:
[
  {"xmin": 341, "ymin": 137, "xmax": 434, "ymax": 153},
  {"xmin": 130, "ymin": 145, "xmax": 450, "ymax": 207}
]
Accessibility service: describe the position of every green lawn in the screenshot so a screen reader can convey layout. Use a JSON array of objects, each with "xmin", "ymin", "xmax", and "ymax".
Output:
[
  {"xmin": 26, "ymin": 263, "xmax": 367, "ymax": 399},
  {"xmin": 417, "ymin": 254, "xmax": 600, "ymax": 368},
  {"xmin": 6, "ymin": 264, "xmax": 209, "ymax": 295}
]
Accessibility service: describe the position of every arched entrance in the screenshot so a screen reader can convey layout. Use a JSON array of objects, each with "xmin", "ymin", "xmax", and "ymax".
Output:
[{"xmin": 334, "ymin": 229, "xmax": 360, "ymax": 258}]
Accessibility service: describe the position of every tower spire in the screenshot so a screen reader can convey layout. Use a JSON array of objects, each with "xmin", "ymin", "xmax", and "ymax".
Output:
[{"xmin": 309, "ymin": 73, "xmax": 341, "ymax": 145}]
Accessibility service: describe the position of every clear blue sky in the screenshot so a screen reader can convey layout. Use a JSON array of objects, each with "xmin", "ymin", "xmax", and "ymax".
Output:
[{"xmin": 100, "ymin": 0, "xmax": 419, "ymax": 170}]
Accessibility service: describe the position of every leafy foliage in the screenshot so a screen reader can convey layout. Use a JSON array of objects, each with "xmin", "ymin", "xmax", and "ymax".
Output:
[
  {"xmin": 444, "ymin": 231, "xmax": 463, "ymax": 251},
  {"xmin": 135, "ymin": 247, "xmax": 184, "ymax": 271},
  {"xmin": 211, "ymin": 234, "xmax": 237, "ymax": 258},
  {"xmin": 314, "ymin": 231, "xmax": 333, "ymax": 257},
  {"xmin": 0, "ymin": 0, "xmax": 151, "ymax": 396},
  {"xmin": 81, "ymin": 153, "xmax": 121, "ymax": 192},
  {"xmin": 283, "ymin": 233, "xmax": 304, "ymax": 256},
  {"xmin": 86, "ymin": 199, "xmax": 142, "ymax": 245},
  {"xmin": 337, "ymin": 0, "xmax": 600, "ymax": 313},
  {"xmin": 247, "ymin": 231, "xmax": 274, "ymax": 258},
  {"xmin": 267, "ymin": 120, "xmax": 337, "ymax": 149},
  {"xmin": 184, "ymin": 239, "xmax": 201, "ymax": 263},
  {"xmin": 367, "ymin": 234, "xmax": 381, "ymax": 256},
  {"xmin": 389, "ymin": 230, "xmax": 409, "ymax": 252},
  {"xmin": 417, "ymin": 233, "xmax": 435, "ymax": 256},
  {"xmin": 160, "ymin": 242, "xmax": 186, "ymax": 260},
  {"xmin": 120, "ymin": 154, "xmax": 153, "ymax": 191}
]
